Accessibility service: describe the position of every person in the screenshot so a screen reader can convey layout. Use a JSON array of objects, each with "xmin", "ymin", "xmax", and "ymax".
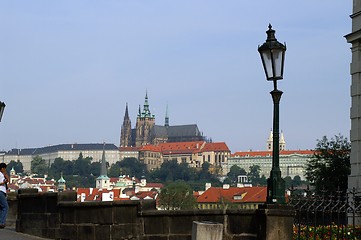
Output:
[{"xmin": 0, "ymin": 163, "xmax": 9, "ymax": 228}]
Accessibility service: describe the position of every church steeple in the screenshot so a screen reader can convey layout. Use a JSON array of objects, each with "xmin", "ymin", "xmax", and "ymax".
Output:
[
  {"xmin": 165, "ymin": 104, "xmax": 169, "ymax": 127},
  {"xmin": 100, "ymin": 144, "xmax": 107, "ymax": 177},
  {"xmin": 96, "ymin": 143, "xmax": 110, "ymax": 189}
]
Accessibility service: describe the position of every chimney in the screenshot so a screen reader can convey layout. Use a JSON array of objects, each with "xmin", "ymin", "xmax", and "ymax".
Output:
[
  {"xmin": 223, "ymin": 184, "xmax": 230, "ymax": 190},
  {"xmin": 205, "ymin": 183, "xmax": 211, "ymax": 191}
]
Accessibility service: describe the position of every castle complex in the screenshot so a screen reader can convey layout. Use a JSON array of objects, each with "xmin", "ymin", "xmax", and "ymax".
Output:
[{"xmin": 120, "ymin": 92, "xmax": 205, "ymax": 147}]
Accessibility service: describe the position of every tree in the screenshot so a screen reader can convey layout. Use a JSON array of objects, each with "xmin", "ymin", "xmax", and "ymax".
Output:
[
  {"xmin": 227, "ymin": 165, "xmax": 247, "ymax": 184},
  {"xmin": 62, "ymin": 160, "xmax": 74, "ymax": 176},
  {"xmin": 49, "ymin": 157, "xmax": 65, "ymax": 179},
  {"xmin": 90, "ymin": 162, "xmax": 101, "ymax": 176},
  {"xmin": 31, "ymin": 155, "xmax": 48, "ymax": 176},
  {"xmin": 158, "ymin": 181, "xmax": 197, "ymax": 210},
  {"xmin": 248, "ymin": 165, "xmax": 261, "ymax": 183},
  {"xmin": 7, "ymin": 160, "xmax": 24, "ymax": 175},
  {"xmin": 73, "ymin": 153, "xmax": 92, "ymax": 176},
  {"xmin": 305, "ymin": 134, "xmax": 351, "ymax": 194},
  {"xmin": 108, "ymin": 158, "xmax": 148, "ymax": 179}
]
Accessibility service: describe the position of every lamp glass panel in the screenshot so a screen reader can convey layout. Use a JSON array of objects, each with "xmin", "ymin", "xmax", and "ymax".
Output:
[
  {"xmin": 261, "ymin": 50, "xmax": 273, "ymax": 79},
  {"xmin": 0, "ymin": 103, "xmax": 5, "ymax": 122},
  {"xmin": 271, "ymin": 49, "xmax": 284, "ymax": 79}
]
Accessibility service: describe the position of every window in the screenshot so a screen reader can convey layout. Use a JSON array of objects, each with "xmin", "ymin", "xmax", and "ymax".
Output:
[{"xmin": 234, "ymin": 195, "xmax": 242, "ymax": 200}]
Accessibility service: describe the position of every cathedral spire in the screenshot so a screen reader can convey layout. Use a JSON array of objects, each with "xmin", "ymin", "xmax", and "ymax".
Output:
[
  {"xmin": 124, "ymin": 103, "xmax": 129, "ymax": 120},
  {"xmin": 120, "ymin": 103, "xmax": 132, "ymax": 147},
  {"xmin": 140, "ymin": 91, "xmax": 154, "ymax": 118},
  {"xmin": 165, "ymin": 104, "xmax": 169, "ymax": 127},
  {"xmin": 142, "ymin": 91, "xmax": 151, "ymax": 117}
]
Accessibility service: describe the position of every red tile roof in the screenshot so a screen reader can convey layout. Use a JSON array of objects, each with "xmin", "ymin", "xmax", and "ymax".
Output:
[
  {"xmin": 202, "ymin": 142, "xmax": 230, "ymax": 152},
  {"xmin": 138, "ymin": 141, "xmax": 230, "ymax": 155},
  {"xmin": 159, "ymin": 141, "xmax": 205, "ymax": 154},
  {"xmin": 131, "ymin": 191, "xmax": 158, "ymax": 200},
  {"xmin": 145, "ymin": 183, "xmax": 164, "ymax": 189},
  {"xmin": 197, "ymin": 186, "xmax": 267, "ymax": 204},
  {"xmin": 76, "ymin": 184, "xmax": 160, "ymax": 202},
  {"xmin": 77, "ymin": 188, "xmax": 123, "ymax": 201},
  {"xmin": 231, "ymin": 150, "xmax": 314, "ymax": 157},
  {"xmin": 138, "ymin": 145, "xmax": 162, "ymax": 152}
]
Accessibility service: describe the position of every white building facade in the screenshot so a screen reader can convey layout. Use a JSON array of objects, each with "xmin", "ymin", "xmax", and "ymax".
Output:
[
  {"xmin": 223, "ymin": 150, "xmax": 314, "ymax": 180},
  {"xmin": 2, "ymin": 143, "xmax": 121, "ymax": 173}
]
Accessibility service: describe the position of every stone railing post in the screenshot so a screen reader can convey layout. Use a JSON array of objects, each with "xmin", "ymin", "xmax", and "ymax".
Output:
[
  {"xmin": 192, "ymin": 221, "xmax": 223, "ymax": 240},
  {"xmin": 257, "ymin": 204, "xmax": 295, "ymax": 240}
]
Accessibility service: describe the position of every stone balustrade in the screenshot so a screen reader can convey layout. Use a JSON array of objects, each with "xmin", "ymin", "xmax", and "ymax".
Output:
[{"xmin": 8, "ymin": 190, "xmax": 295, "ymax": 240}]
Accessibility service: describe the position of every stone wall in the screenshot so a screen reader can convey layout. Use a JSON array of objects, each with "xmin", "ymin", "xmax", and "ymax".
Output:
[{"xmin": 13, "ymin": 191, "xmax": 295, "ymax": 240}]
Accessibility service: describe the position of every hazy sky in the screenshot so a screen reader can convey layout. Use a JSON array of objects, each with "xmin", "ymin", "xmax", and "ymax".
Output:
[{"xmin": 0, "ymin": 1, "xmax": 352, "ymax": 153}]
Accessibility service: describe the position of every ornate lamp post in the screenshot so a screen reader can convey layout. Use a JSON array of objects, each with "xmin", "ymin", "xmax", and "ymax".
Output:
[{"xmin": 258, "ymin": 24, "xmax": 286, "ymax": 204}]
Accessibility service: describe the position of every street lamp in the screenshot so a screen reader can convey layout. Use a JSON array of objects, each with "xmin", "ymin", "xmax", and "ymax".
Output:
[
  {"xmin": 258, "ymin": 24, "xmax": 286, "ymax": 204},
  {"xmin": 0, "ymin": 101, "xmax": 5, "ymax": 122}
]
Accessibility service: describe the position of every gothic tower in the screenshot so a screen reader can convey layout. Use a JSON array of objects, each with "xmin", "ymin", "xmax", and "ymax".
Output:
[
  {"xmin": 135, "ymin": 92, "xmax": 155, "ymax": 147},
  {"xmin": 120, "ymin": 103, "xmax": 132, "ymax": 147}
]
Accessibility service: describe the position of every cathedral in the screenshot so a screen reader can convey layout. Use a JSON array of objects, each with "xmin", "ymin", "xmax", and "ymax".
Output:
[{"xmin": 120, "ymin": 93, "xmax": 205, "ymax": 147}]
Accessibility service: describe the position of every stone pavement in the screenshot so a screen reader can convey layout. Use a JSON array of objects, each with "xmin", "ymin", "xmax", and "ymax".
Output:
[{"xmin": 0, "ymin": 227, "xmax": 51, "ymax": 239}]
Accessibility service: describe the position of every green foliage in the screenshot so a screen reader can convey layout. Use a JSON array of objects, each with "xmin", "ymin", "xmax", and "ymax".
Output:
[
  {"xmin": 48, "ymin": 157, "xmax": 66, "ymax": 180},
  {"xmin": 248, "ymin": 165, "xmax": 260, "ymax": 180},
  {"xmin": 247, "ymin": 165, "xmax": 267, "ymax": 186},
  {"xmin": 252, "ymin": 174, "xmax": 267, "ymax": 186},
  {"xmin": 108, "ymin": 157, "xmax": 148, "ymax": 179},
  {"xmin": 227, "ymin": 165, "xmax": 247, "ymax": 184},
  {"xmin": 148, "ymin": 160, "xmax": 221, "ymax": 190},
  {"xmin": 62, "ymin": 160, "xmax": 74, "ymax": 176},
  {"xmin": 305, "ymin": 134, "xmax": 351, "ymax": 194},
  {"xmin": 284, "ymin": 175, "xmax": 308, "ymax": 190},
  {"xmin": 149, "ymin": 160, "xmax": 190, "ymax": 182},
  {"xmin": 47, "ymin": 155, "xmax": 97, "ymax": 188},
  {"xmin": 158, "ymin": 181, "xmax": 197, "ymax": 210},
  {"xmin": 73, "ymin": 153, "xmax": 92, "ymax": 176},
  {"xmin": 6, "ymin": 160, "xmax": 24, "ymax": 174},
  {"xmin": 90, "ymin": 162, "xmax": 101, "ymax": 176},
  {"xmin": 63, "ymin": 175, "xmax": 96, "ymax": 189},
  {"xmin": 31, "ymin": 155, "xmax": 48, "ymax": 176}
]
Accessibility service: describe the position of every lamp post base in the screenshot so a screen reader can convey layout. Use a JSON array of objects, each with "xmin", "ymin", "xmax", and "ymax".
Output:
[{"xmin": 266, "ymin": 170, "xmax": 285, "ymax": 204}]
